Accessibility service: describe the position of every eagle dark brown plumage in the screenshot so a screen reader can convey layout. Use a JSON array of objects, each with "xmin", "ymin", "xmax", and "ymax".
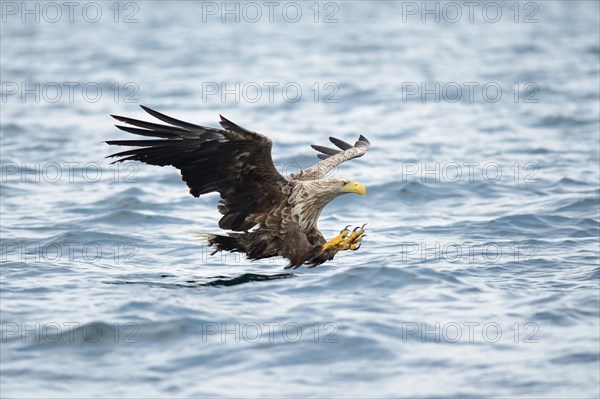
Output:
[{"xmin": 106, "ymin": 106, "xmax": 370, "ymax": 269}]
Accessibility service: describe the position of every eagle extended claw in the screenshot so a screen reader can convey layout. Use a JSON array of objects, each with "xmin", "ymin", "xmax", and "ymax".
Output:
[
  {"xmin": 323, "ymin": 228, "xmax": 350, "ymax": 251},
  {"xmin": 346, "ymin": 224, "xmax": 366, "ymax": 243},
  {"xmin": 323, "ymin": 224, "xmax": 367, "ymax": 252}
]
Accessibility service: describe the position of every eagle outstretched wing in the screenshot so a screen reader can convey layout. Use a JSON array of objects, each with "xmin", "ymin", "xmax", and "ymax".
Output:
[
  {"xmin": 293, "ymin": 135, "xmax": 371, "ymax": 181},
  {"xmin": 106, "ymin": 105, "xmax": 290, "ymax": 231}
]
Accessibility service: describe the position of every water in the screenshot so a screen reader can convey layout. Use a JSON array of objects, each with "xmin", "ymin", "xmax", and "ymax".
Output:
[{"xmin": 1, "ymin": 1, "xmax": 599, "ymax": 397}]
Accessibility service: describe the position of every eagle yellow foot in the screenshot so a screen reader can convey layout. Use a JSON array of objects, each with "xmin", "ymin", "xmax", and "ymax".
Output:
[{"xmin": 322, "ymin": 224, "xmax": 367, "ymax": 252}]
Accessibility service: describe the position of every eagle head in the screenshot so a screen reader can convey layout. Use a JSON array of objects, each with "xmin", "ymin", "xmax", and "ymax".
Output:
[
  {"xmin": 337, "ymin": 178, "xmax": 366, "ymax": 196},
  {"xmin": 309, "ymin": 178, "xmax": 366, "ymax": 199},
  {"xmin": 292, "ymin": 178, "xmax": 366, "ymax": 231}
]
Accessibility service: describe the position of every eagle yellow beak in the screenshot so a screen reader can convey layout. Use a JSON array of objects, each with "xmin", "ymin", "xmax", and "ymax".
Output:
[{"xmin": 342, "ymin": 181, "xmax": 366, "ymax": 196}]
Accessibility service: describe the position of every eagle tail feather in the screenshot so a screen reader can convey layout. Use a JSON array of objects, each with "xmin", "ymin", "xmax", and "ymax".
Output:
[
  {"xmin": 209, "ymin": 234, "xmax": 245, "ymax": 254},
  {"xmin": 191, "ymin": 231, "xmax": 247, "ymax": 254}
]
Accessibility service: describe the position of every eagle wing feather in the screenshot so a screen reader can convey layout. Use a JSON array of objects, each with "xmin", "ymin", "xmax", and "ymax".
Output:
[
  {"xmin": 106, "ymin": 105, "xmax": 290, "ymax": 231},
  {"xmin": 293, "ymin": 135, "xmax": 371, "ymax": 181}
]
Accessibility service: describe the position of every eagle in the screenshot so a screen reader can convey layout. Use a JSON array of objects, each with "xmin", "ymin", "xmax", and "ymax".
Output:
[{"xmin": 106, "ymin": 106, "xmax": 370, "ymax": 269}]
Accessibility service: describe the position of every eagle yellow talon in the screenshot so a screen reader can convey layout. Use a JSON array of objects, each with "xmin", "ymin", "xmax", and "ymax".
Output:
[
  {"xmin": 340, "ymin": 225, "xmax": 351, "ymax": 234},
  {"xmin": 322, "ymin": 224, "xmax": 367, "ymax": 252},
  {"xmin": 346, "ymin": 224, "xmax": 366, "ymax": 243},
  {"xmin": 350, "ymin": 242, "xmax": 361, "ymax": 251},
  {"xmin": 322, "ymin": 229, "xmax": 350, "ymax": 251}
]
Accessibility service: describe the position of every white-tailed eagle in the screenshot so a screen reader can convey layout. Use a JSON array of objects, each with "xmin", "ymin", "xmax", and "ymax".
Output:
[{"xmin": 106, "ymin": 106, "xmax": 370, "ymax": 269}]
